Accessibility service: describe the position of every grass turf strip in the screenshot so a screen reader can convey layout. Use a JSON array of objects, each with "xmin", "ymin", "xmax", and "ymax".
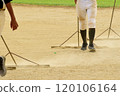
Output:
[{"xmin": 12, "ymin": 0, "xmax": 120, "ymax": 7}]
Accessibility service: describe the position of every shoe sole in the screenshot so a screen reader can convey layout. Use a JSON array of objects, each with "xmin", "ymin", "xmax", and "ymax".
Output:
[
  {"xmin": 88, "ymin": 46, "xmax": 96, "ymax": 52},
  {"xmin": 89, "ymin": 49, "xmax": 96, "ymax": 52}
]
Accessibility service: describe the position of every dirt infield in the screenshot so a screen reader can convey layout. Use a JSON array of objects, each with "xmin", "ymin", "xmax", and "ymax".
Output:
[{"xmin": 0, "ymin": 5, "xmax": 120, "ymax": 80}]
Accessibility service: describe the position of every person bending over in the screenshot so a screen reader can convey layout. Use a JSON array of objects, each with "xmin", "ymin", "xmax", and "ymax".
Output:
[{"xmin": 0, "ymin": 0, "xmax": 18, "ymax": 76}]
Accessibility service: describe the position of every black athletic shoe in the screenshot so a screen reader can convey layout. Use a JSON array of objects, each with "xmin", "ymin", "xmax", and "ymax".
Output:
[
  {"xmin": 88, "ymin": 44, "xmax": 96, "ymax": 52},
  {"xmin": 81, "ymin": 43, "xmax": 88, "ymax": 51},
  {"xmin": 0, "ymin": 56, "xmax": 6, "ymax": 77}
]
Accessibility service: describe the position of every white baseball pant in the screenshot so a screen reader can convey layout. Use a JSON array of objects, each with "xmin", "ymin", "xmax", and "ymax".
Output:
[{"xmin": 76, "ymin": 0, "xmax": 97, "ymax": 30}]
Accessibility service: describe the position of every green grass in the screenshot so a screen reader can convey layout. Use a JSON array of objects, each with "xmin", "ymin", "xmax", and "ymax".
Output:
[
  {"xmin": 12, "ymin": 0, "xmax": 74, "ymax": 6},
  {"xmin": 97, "ymin": 0, "xmax": 120, "ymax": 7},
  {"xmin": 12, "ymin": 0, "xmax": 120, "ymax": 7}
]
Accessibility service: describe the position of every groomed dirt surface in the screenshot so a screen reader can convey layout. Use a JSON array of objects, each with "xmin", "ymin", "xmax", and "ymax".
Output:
[{"xmin": 1, "ymin": 4, "xmax": 120, "ymax": 80}]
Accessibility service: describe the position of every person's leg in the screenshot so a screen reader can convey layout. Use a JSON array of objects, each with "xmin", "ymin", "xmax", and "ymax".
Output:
[
  {"xmin": 80, "ymin": 29, "xmax": 87, "ymax": 50},
  {"xmin": 76, "ymin": 0, "xmax": 87, "ymax": 50},
  {"xmin": 0, "ymin": 11, "xmax": 6, "ymax": 76},
  {"xmin": 89, "ymin": 28, "xmax": 95, "ymax": 48},
  {"xmin": 79, "ymin": 11, "xmax": 88, "ymax": 50},
  {"xmin": 87, "ymin": 2, "xmax": 97, "ymax": 51}
]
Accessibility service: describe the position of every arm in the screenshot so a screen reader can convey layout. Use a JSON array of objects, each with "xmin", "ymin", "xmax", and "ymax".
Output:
[
  {"xmin": 6, "ymin": 2, "xmax": 18, "ymax": 31},
  {"xmin": 74, "ymin": 0, "xmax": 77, "ymax": 4}
]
